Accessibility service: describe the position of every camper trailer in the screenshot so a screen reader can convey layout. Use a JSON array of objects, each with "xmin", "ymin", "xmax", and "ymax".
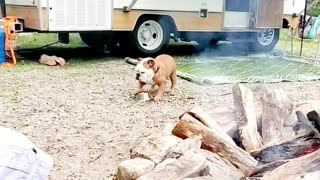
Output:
[
  {"xmin": 4, "ymin": 0, "xmax": 285, "ymax": 55},
  {"xmin": 283, "ymin": 0, "xmax": 306, "ymax": 28}
]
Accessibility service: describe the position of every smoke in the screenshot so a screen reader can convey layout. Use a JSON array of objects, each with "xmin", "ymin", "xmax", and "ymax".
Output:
[{"xmin": 181, "ymin": 32, "xmax": 252, "ymax": 61}]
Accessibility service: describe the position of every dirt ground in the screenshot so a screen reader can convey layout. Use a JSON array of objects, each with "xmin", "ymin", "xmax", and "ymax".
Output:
[{"xmin": 1, "ymin": 57, "xmax": 320, "ymax": 179}]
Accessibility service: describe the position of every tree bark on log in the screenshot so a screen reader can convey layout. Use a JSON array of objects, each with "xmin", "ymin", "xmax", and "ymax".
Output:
[
  {"xmin": 261, "ymin": 89, "xmax": 292, "ymax": 146},
  {"xmin": 138, "ymin": 150, "xmax": 207, "ymax": 180},
  {"xmin": 208, "ymin": 107, "xmax": 239, "ymax": 139},
  {"xmin": 232, "ymin": 84, "xmax": 263, "ymax": 152},
  {"xmin": 195, "ymin": 149, "xmax": 245, "ymax": 180},
  {"xmin": 172, "ymin": 113, "xmax": 258, "ymax": 176},
  {"xmin": 262, "ymin": 148, "xmax": 320, "ymax": 180},
  {"xmin": 251, "ymin": 160, "xmax": 289, "ymax": 177},
  {"xmin": 294, "ymin": 111, "xmax": 320, "ymax": 136},
  {"xmin": 125, "ymin": 57, "xmax": 138, "ymax": 65},
  {"xmin": 181, "ymin": 106, "xmax": 236, "ymax": 145}
]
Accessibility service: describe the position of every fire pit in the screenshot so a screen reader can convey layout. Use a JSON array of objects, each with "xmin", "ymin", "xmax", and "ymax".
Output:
[{"xmin": 115, "ymin": 84, "xmax": 320, "ymax": 180}]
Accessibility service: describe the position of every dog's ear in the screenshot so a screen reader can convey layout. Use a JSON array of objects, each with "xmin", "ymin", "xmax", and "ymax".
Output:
[{"xmin": 147, "ymin": 59, "xmax": 158, "ymax": 72}]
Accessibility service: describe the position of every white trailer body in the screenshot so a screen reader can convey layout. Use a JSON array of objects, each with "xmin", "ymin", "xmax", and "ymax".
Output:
[
  {"xmin": 282, "ymin": 0, "xmax": 306, "ymax": 28},
  {"xmin": 4, "ymin": 0, "xmax": 285, "ymax": 56},
  {"xmin": 283, "ymin": 0, "xmax": 306, "ymax": 16}
]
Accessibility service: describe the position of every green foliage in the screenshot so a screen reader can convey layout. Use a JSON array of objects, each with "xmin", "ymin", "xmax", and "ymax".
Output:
[
  {"xmin": 308, "ymin": 4, "xmax": 320, "ymax": 16},
  {"xmin": 308, "ymin": 1, "xmax": 320, "ymax": 16}
]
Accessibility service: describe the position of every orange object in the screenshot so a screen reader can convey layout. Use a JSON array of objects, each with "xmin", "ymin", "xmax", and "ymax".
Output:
[{"xmin": 1, "ymin": 16, "xmax": 19, "ymax": 67}]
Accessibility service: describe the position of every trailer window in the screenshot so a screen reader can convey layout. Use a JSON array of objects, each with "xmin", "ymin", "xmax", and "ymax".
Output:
[{"xmin": 225, "ymin": 0, "xmax": 250, "ymax": 12}]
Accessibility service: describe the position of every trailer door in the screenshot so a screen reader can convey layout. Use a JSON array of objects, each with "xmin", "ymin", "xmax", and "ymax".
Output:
[
  {"xmin": 255, "ymin": 0, "xmax": 285, "ymax": 28},
  {"xmin": 224, "ymin": 0, "xmax": 250, "ymax": 29},
  {"xmin": 48, "ymin": 0, "xmax": 112, "ymax": 31}
]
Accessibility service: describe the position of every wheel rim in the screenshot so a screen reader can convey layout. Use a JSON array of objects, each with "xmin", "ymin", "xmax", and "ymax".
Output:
[
  {"xmin": 137, "ymin": 20, "xmax": 164, "ymax": 51},
  {"xmin": 257, "ymin": 29, "xmax": 275, "ymax": 46}
]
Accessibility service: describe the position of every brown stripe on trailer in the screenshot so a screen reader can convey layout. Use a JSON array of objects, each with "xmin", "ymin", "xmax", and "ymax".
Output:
[
  {"xmin": 112, "ymin": 9, "xmax": 223, "ymax": 31},
  {"xmin": 6, "ymin": 5, "xmax": 48, "ymax": 30}
]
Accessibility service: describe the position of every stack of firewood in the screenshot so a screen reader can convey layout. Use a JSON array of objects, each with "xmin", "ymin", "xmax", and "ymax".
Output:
[{"xmin": 115, "ymin": 84, "xmax": 320, "ymax": 180}]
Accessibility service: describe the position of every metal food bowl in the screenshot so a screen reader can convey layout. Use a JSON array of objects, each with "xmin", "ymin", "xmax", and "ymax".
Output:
[{"xmin": 137, "ymin": 92, "xmax": 151, "ymax": 101}]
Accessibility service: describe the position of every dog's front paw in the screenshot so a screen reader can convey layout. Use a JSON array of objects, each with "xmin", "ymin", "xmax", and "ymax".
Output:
[
  {"xmin": 154, "ymin": 95, "xmax": 161, "ymax": 102},
  {"xmin": 150, "ymin": 88, "xmax": 156, "ymax": 93},
  {"xmin": 150, "ymin": 85, "xmax": 157, "ymax": 93},
  {"xmin": 169, "ymin": 90, "xmax": 175, "ymax": 96}
]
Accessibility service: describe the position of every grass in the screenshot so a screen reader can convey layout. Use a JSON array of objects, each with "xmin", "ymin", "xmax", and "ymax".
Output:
[
  {"xmin": 17, "ymin": 33, "xmax": 83, "ymax": 49},
  {"xmin": 276, "ymin": 29, "xmax": 320, "ymax": 60},
  {"xmin": 12, "ymin": 33, "xmax": 113, "ymax": 69}
]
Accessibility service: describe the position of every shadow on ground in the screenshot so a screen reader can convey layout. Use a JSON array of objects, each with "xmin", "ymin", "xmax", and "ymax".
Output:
[{"xmin": 16, "ymin": 41, "xmax": 253, "ymax": 63}]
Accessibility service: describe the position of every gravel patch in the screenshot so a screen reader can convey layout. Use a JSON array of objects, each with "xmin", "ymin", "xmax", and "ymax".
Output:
[{"xmin": 0, "ymin": 60, "xmax": 320, "ymax": 179}]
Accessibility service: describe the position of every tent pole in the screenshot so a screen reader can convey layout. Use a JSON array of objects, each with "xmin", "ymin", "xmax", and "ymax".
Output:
[{"xmin": 300, "ymin": 0, "xmax": 308, "ymax": 57}]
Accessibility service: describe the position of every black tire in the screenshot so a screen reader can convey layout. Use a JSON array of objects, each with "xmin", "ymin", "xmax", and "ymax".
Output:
[
  {"xmin": 79, "ymin": 32, "xmax": 107, "ymax": 49},
  {"xmin": 79, "ymin": 32, "xmax": 117, "ymax": 52},
  {"xmin": 129, "ymin": 16, "xmax": 171, "ymax": 56},
  {"xmin": 249, "ymin": 28, "xmax": 279, "ymax": 52}
]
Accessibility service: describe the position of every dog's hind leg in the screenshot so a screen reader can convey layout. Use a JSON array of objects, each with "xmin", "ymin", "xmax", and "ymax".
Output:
[{"xmin": 169, "ymin": 70, "xmax": 177, "ymax": 96}]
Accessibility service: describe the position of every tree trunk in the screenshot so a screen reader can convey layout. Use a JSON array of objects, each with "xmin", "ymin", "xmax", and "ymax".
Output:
[{"xmin": 172, "ymin": 113, "xmax": 258, "ymax": 176}]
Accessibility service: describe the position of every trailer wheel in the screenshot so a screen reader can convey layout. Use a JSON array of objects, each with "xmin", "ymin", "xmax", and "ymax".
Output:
[
  {"xmin": 79, "ymin": 32, "xmax": 107, "ymax": 49},
  {"xmin": 130, "ymin": 16, "xmax": 170, "ymax": 56},
  {"xmin": 249, "ymin": 28, "xmax": 279, "ymax": 52},
  {"xmin": 79, "ymin": 32, "xmax": 118, "ymax": 53}
]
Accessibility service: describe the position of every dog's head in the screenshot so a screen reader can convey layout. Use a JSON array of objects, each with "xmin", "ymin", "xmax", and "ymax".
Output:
[{"xmin": 134, "ymin": 57, "xmax": 158, "ymax": 84}]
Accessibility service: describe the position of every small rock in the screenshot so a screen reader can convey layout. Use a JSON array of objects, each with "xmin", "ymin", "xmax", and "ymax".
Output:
[
  {"xmin": 116, "ymin": 158, "xmax": 155, "ymax": 180},
  {"xmin": 138, "ymin": 150, "xmax": 207, "ymax": 180},
  {"xmin": 130, "ymin": 135, "xmax": 182, "ymax": 164}
]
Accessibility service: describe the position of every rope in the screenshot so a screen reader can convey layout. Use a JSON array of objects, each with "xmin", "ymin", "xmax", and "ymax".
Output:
[{"xmin": 15, "ymin": 41, "xmax": 60, "ymax": 52}]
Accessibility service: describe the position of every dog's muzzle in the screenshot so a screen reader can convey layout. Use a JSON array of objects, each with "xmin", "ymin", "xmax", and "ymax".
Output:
[{"xmin": 136, "ymin": 73, "xmax": 140, "ymax": 80}]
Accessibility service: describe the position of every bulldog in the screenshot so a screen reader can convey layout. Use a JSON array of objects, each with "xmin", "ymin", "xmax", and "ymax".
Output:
[{"xmin": 134, "ymin": 54, "xmax": 177, "ymax": 102}]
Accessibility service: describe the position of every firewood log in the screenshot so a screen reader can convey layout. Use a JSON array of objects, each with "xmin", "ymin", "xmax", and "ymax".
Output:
[
  {"xmin": 232, "ymin": 84, "xmax": 263, "ymax": 152},
  {"xmin": 172, "ymin": 113, "xmax": 258, "ymax": 176},
  {"xmin": 261, "ymin": 89, "xmax": 292, "ymax": 146},
  {"xmin": 250, "ymin": 131, "xmax": 320, "ymax": 164},
  {"xmin": 262, "ymin": 148, "xmax": 320, "ymax": 180}
]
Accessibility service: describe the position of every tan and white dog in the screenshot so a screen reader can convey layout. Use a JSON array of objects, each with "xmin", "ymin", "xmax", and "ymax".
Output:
[{"xmin": 135, "ymin": 54, "xmax": 177, "ymax": 102}]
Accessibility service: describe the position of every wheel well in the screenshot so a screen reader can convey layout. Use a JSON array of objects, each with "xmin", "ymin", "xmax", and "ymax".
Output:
[
  {"xmin": 283, "ymin": 18, "xmax": 289, "ymax": 28},
  {"xmin": 135, "ymin": 14, "xmax": 178, "ymax": 35}
]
